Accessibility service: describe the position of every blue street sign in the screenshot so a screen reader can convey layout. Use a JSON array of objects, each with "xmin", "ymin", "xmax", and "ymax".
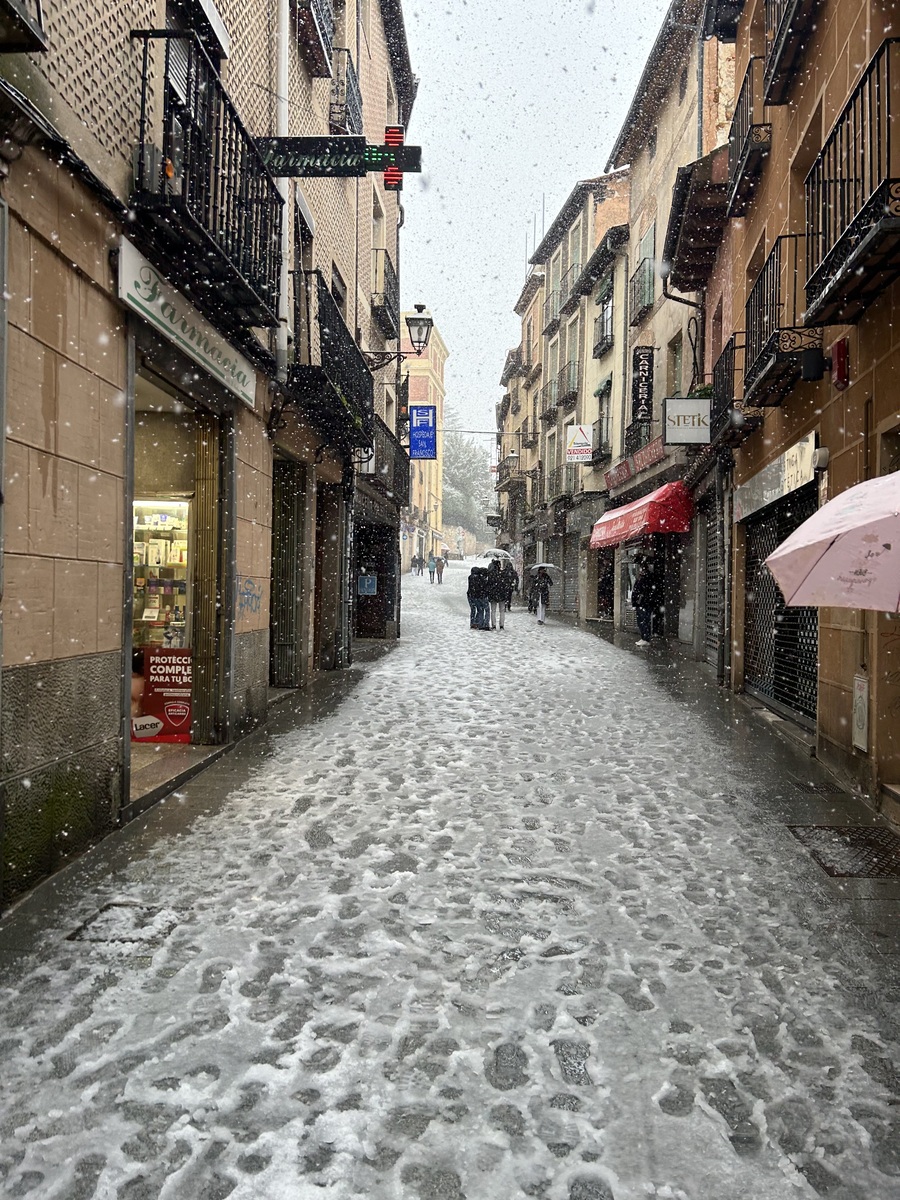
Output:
[{"xmin": 409, "ymin": 405, "xmax": 437, "ymax": 459}]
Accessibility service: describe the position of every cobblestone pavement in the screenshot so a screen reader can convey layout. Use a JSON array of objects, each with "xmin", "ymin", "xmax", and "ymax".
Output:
[{"xmin": 1, "ymin": 562, "xmax": 899, "ymax": 1200}]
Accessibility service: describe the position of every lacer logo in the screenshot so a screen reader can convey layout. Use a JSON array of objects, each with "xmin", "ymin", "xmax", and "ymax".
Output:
[
  {"xmin": 132, "ymin": 715, "xmax": 164, "ymax": 739},
  {"xmin": 164, "ymin": 701, "xmax": 191, "ymax": 728}
]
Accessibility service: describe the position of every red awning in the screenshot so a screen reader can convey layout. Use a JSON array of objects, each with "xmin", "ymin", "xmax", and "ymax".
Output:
[{"xmin": 590, "ymin": 480, "xmax": 693, "ymax": 549}]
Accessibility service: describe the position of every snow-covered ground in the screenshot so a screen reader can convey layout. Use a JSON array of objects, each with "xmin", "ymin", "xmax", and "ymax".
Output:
[{"xmin": 2, "ymin": 560, "xmax": 899, "ymax": 1199}]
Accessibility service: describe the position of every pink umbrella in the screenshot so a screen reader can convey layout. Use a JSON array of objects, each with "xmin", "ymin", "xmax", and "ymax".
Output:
[{"xmin": 765, "ymin": 474, "xmax": 900, "ymax": 610}]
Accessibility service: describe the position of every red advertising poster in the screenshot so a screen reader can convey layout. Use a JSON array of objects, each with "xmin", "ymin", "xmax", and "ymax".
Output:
[{"xmin": 132, "ymin": 648, "xmax": 193, "ymax": 743}]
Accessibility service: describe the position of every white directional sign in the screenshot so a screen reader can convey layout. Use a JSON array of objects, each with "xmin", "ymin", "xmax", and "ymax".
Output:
[{"xmin": 566, "ymin": 423, "xmax": 593, "ymax": 463}]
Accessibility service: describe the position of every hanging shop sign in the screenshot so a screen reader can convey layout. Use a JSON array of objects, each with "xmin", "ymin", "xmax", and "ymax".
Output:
[
  {"xmin": 133, "ymin": 648, "xmax": 193, "ymax": 744},
  {"xmin": 664, "ymin": 396, "xmax": 710, "ymax": 444},
  {"xmin": 409, "ymin": 405, "xmax": 437, "ymax": 459},
  {"xmin": 632, "ymin": 436, "xmax": 666, "ymax": 474},
  {"xmin": 119, "ymin": 239, "xmax": 257, "ymax": 410},
  {"xmin": 733, "ymin": 433, "xmax": 816, "ymax": 523},
  {"xmin": 256, "ymin": 136, "xmax": 422, "ymax": 178},
  {"xmin": 565, "ymin": 423, "xmax": 593, "ymax": 463},
  {"xmin": 605, "ymin": 458, "xmax": 633, "ymax": 490},
  {"xmin": 632, "ymin": 346, "xmax": 654, "ymax": 422}
]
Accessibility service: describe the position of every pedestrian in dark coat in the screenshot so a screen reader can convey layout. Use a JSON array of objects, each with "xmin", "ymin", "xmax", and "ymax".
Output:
[
  {"xmin": 533, "ymin": 566, "xmax": 553, "ymax": 625},
  {"xmin": 500, "ymin": 561, "xmax": 517, "ymax": 611},
  {"xmin": 630, "ymin": 562, "xmax": 661, "ymax": 647},
  {"xmin": 466, "ymin": 566, "xmax": 490, "ymax": 629},
  {"xmin": 487, "ymin": 560, "xmax": 508, "ymax": 630}
]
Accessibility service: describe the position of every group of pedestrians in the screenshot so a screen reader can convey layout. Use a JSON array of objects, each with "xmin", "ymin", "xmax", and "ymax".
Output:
[
  {"xmin": 410, "ymin": 553, "xmax": 445, "ymax": 583},
  {"xmin": 466, "ymin": 559, "xmax": 517, "ymax": 630}
]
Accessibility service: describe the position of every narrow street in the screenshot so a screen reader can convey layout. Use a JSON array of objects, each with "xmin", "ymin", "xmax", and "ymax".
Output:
[{"xmin": 2, "ymin": 561, "xmax": 899, "ymax": 1200}]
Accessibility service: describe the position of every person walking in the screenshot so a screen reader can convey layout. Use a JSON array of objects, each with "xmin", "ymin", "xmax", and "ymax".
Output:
[
  {"xmin": 466, "ymin": 565, "xmax": 490, "ymax": 630},
  {"xmin": 427, "ymin": 552, "xmax": 437, "ymax": 583},
  {"xmin": 500, "ymin": 560, "xmax": 517, "ymax": 611},
  {"xmin": 487, "ymin": 559, "xmax": 508, "ymax": 630},
  {"xmin": 533, "ymin": 566, "xmax": 553, "ymax": 625},
  {"xmin": 435, "ymin": 555, "xmax": 445, "ymax": 584},
  {"xmin": 630, "ymin": 560, "xmax": 660, "ymax": 647}
]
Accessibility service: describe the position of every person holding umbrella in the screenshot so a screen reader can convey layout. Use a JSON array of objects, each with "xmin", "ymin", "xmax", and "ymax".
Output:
[{"xmin": 532, "ymin": 565, "xmax": 553, "ymax": 625}]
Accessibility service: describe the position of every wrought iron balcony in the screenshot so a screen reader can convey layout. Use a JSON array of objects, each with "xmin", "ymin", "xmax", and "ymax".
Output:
[
  {"xmin": 371, "ymin": 247, "xmax": 400, "ymax": 340},
  {"xmin": 330, "ymin": 48, "xmax": 363, "ymax": 134},
  {"xmin": 629, "ymin": 257, "xmax": 654, "ymax": 326},
  {"xmin": 297, "ymin": 0, "xmax": 335, "ymax": 78},
  {"xmin": 764, "ymin": 0, "xmax": 819, "ymax": 105},
  {"xmin": 359, "ymin": 414, "xmax": 409, "ymax": 505},
  {"xmin": 522, "ymin": 416, "xmax": 538, "ymax": 448},
  {"xmin": 546, "ymin": 464, "xmax": 576, "ymax": 501},
  {"xmin": 805, "ymin": 39, "xmax": 900, "ymax": 326},
  {"xmin": 593, "ymin": 307, "xmax": 614, "ymax": 358},
  {"xmin": 744, "ymin": 235, "xmax": 821, "ymax": 406},
  {"xmin": 289, "ymin": 270, "xmax": 374, "ymax": 448},
  {"xmin": 727, "ymin": 57, "xmax": 771, "ymax": 217},
  {"xmin": 710, "ymin": 334, "xmax": 763, "ymax": 446},
  {"xmin": 131, "ymin": 32, "xmax": 282, "ymax": 331},
  {"xmin": 624, "ymin": 420, "xmax": 652, "ymax": 456},
  {"xmin": 557, "ymin": 360, "xmax": 579, "ymax": 410},
  {"xmin": 542, "ymin": 289, "xmax": 561, "ymax": 335},
  {"xmin": 0, "ymin": 0, "xmax": 47, "ymax": 51},
  {"xmin": 539, "ymin": 379, "xmax": 559, "ymax": 423}
]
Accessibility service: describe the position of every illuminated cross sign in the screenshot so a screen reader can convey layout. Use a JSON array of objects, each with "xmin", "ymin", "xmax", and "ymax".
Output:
[{"xmin": 256, "ymin": 136, "xmax": 422, "ymax": 178}]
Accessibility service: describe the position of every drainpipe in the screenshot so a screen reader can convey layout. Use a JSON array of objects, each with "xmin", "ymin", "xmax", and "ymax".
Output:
[
  {"xmin": 275, "ymin": 0, "xmax": 290, "ymax": 381},
  {"xmin": 696, "ymin": 25, "xmax": 705, "ymax": 157}
]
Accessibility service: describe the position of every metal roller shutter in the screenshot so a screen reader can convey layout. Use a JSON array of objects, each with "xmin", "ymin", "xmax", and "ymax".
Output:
[
  {"xmin": 744, "ymin": 484, "xmax": 818, "ymax": 722},
  {"xmin": 563, "ymin": 532, "xmax": 579, "ymax": 612},
  {"xmin": 704, "ymin": 507, "xmax": 721, "ymax": 665}
]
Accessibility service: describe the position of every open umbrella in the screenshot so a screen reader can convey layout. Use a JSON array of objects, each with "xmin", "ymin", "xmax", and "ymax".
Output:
[
  {"xmin": 479, "ymin": 548, "xmax": 513, "ymax": 560},
  {"xmin": 529, "ymin": 562, "xmax": 561, "ymax": 571},
  {"xmin": 765, "ymin": 473, "xmax": 900, "ymax": 610}
]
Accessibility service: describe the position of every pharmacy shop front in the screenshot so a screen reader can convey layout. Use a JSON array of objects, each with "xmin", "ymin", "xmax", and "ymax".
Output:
[{"xmin": 122, "ymin": 241, "xmax": 258, "ymax": 791}]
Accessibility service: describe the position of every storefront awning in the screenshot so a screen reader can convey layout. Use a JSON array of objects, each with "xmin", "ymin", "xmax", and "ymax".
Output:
[{"xmin": 590, "ymin": 480, "xmax": 693, "ymax": 549}]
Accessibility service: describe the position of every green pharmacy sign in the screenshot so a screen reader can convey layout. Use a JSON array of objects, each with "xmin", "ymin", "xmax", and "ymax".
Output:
[{"xmin": 256, "ymin": 136, "xmax": 422, "ymax": 178}]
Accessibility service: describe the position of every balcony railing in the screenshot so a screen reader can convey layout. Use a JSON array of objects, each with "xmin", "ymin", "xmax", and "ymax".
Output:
[
  {"xmin": 371, "ymin": 247, "xmax": 400, "ymax": 339},
  {"xmin": 727, "ymin": 57, "xmax": 771, "ymax": 217},
  {"xmin": 297, "ymin": 0, "xmax": 335, "ymax": 77},
  {"xmin": 496, "ymin": 458, "xmax": 525, "ymax": 490},
  {"xmin": 290, "ymin": 270, "xmax": 374, "ymax": 447},
  {"xmin": 744, "ymin": 235, "xmax": 821, "ymax": 406},
  {"xmin": 0, "ymin": 0, "xmax": 48, "ymax": 51},
  {"xmin": 522, "ymin": 415, "xmax": 538, "ymax": 448},
  {"xmin": 557, "ymin": 360, "xmax": 579, "ymax": 410},
  {"xmin": 546, "ymin": 464, "xmax": 576, "ymax": 501},
  {"xmin": 593, "ymin": 305, "xmax": 614, "ymax": 358},
  {"xmin": 360, "ymin": 414, "xmax": 410, "ymax": 505},
  {"xmin": 711, "ymin": 335, "xmax": 762, "ymax": 446},
  {"xmin": 132, "ymin": 32, "xmax": 282, "ymax": 330},
  {"xmin": 624, "ymin": 420, "xmax": 652, "ymax": 456},
  {"xmin": 559, "ymin": 260, "xmax": 583, "ymax": 313},
  {"xmin": 539, "ymin": 378, "xmax": 559, "ymax": 422},
  {"xmin": 629, "ymin": 257, "xmax": 654, "ymax": 325},
  {"xmin": 764, "ymin": 0, "xmax": 819, "ymax": 105},
  {"xmin": 330, "ymin": 48, "xmax": 363, "ymax": 134},
  {"xmin": 542, "ymin": 289, "xmax": 561, "ymax": 334},
  {"xmin": 806, "ymin": 39, "xmax": 900, "ymax": 326}
]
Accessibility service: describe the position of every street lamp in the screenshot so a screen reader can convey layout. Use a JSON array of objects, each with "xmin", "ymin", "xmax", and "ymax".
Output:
[{"xmin": 363, "ymin": 304, "xmax": 434, "ymax": 370}]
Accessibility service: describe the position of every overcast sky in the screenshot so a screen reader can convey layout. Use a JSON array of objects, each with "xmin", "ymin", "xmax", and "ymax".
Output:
[{"xmin": 400, "ymin": 0, "xmax": 673, "ymax": 448}]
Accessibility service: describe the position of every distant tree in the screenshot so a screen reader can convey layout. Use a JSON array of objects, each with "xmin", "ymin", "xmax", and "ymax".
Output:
[{"xmin": 442, "ymin": 407, "xmax": 495, "ymax": 537}]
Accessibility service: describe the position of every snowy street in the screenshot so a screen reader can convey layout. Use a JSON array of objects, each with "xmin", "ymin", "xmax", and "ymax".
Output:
[{"xmin": 2, "ymin": 559, "xmax": 900, "ymax": 1200}]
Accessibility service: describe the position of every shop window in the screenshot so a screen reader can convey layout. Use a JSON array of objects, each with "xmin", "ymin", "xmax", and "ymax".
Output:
[
  {"xmin": 668, "ymin": 332, "xmax": 684, "ymax": 397},
  {"xmin": 882, "ymin": 427, "xmax": 900, "ymax": 475}
]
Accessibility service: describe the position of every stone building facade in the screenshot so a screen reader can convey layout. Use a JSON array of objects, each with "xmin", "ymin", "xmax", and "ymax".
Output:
[{"xmin": 0, "ymin": 0, "xmax": 418, "ymax": 906}]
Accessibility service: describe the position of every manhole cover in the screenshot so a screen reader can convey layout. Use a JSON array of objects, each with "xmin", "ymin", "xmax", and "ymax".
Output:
[
  {"xmin": 67, "ymin": 902, "xmax": 178, "ymax": 944},
  {"xmin": 787, "ymin": 826, "xmax": 900, "ymax": 878}
]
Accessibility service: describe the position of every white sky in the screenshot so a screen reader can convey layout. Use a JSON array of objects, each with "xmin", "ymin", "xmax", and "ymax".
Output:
[{"xmin": 400, "ymin": 0, "xmax": 674, "ymax": 447}]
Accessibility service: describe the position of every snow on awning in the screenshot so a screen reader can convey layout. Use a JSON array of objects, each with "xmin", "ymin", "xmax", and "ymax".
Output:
[{"xmin": 590, "ymin": 480, "xmax": 693, "ymax": 549}]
